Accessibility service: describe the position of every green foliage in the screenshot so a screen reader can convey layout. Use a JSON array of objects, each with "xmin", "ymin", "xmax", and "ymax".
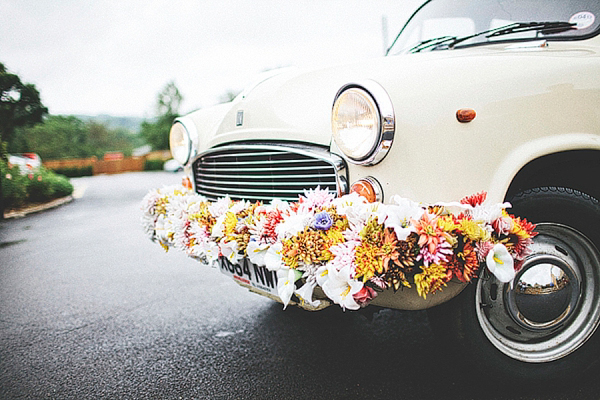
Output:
[
  {"xmin": 140, "ymin": 81, "xmax": 184, "ymax": 151},
  {"xmin": 144, "ymin": 159, "xmax": 165, "ymax": 171},
  {"xmin": 0, "ymin": 161, "xmax": 28, "ymax": 208},
  {"xmin": 0, "ymin": 62, "xmax": 48, "ymax": 144},
  {"xmin": 0, "ymin": 161, "xmax": 73, "ymax": 209},
  {"xmin": 8, "ymin": 115, "xmax": 139, "ymax": 159},
  {"xmin": 51, "ymin": 166, "xmax": 93, "ymax": 178},
  {"xmin": 139, "ymin": 114, "xmax": 175, "ymax": 151}
]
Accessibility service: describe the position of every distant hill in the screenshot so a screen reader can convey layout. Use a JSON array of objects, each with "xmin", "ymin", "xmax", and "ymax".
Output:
[{"xmin": 74, "ymin": 114, "xmax": 145, "ymax": 133}]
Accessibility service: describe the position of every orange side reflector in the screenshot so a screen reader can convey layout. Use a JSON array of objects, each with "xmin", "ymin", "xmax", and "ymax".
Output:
[
  {"xmin": 456, "ymin": 108, "xmax": 476, "ymax": 123},
  {"xmin": 182, "ymin": 176, "xmax": 193, "ymax": 190}
]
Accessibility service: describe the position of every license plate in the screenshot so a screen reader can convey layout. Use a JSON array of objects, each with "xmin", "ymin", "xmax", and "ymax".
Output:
[{"xmin": 218, "ymin": 257, "xmax": 279, "ymax": 297}]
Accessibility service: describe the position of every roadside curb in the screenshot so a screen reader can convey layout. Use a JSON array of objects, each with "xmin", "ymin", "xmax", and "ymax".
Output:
[{"xmin": 3, "ymin": 196, "xmax": 74, "ymax": 219}]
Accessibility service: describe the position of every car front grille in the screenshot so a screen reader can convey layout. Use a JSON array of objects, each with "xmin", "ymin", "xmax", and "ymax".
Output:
[{"xmin": 191, "ymin": 144, "xmax": 347, "ymax": 202}]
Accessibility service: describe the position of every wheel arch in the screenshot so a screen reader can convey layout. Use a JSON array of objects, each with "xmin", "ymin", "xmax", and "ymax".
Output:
[{"xmin": 504, "ymin": 149, "xmax": 600, "ymax": 203}]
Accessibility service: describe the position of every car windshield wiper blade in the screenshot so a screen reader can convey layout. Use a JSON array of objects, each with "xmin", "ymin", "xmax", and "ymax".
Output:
[
  {"xmin": 409, "ymin": 35, "xmax": 457, "ymax": 53},
  {"xmin": 448, "ymin": 21, "xmax": 576, "ymax": 49}
]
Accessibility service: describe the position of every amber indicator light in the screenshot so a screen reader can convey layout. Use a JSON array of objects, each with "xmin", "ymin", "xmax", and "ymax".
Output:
[
  {"xmin": 456, "ymin": 108, "xmax": 476, "ymax": 123},
  {"xmin": 350, "ymin": 180, "xmax": 378, "ymax": 203}
]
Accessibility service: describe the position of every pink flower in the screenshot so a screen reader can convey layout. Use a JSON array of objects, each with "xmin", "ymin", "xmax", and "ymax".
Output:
[
  {"xmin": 353, "ymin": 285, "xmax": 377, "ymax": 307},
  {"xmin": 37, "ymin": 175, "xmax": 42, "ymax": 182},
  {"xmin": 417, "ymin": 237, "xmax": 453, "ymax": 266},
  {"xmin": 475, "ymin": 241, "xmax": 495, "ymax": 263},
  {"xmin": 492, "ymin": 216, "xmax": 513, "ymax": 236}
]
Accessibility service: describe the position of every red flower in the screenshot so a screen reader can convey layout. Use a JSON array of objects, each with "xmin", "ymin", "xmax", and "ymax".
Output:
[{"xmin": 460, "ymin": 191, "xmax": 487, "ymax": 207}]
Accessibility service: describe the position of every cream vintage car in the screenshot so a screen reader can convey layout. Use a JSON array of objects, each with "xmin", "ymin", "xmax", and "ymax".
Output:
[{"xmin": 153, "ymin": 0, "xmax": 600, "ymax": 384}]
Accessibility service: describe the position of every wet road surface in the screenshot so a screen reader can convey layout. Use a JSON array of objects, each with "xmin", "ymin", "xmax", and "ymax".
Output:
[{"xmin": 1, "ymin": 171, "xmax": 598, "ymax": 399}]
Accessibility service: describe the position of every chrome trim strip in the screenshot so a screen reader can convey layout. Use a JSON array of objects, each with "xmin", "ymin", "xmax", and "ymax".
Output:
[{"xmin": 332, "ymin": 80, "xmax": 395, "ymax": 166}]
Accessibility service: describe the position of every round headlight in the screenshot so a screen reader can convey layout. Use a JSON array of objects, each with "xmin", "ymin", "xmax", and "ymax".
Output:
[
  {"xmin": 331, "ymin": 82, "xmax": 395, "ymax": 165},
  {"xmin": 169, "ymin": 121, "xmax": 192, "ymax": 165}
]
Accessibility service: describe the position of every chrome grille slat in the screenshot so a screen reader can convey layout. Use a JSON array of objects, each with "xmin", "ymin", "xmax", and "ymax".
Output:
[
  {"xmin": 192, "ymin": 145, "xmax": 345, "ymax": 202},
  {"xmin": 197, "ymin": 178, "xmax": 335, "ymax": 187},
  {"xmin": 196, "ymin": 172, "xmax": 336, "ymax": 180},
  {"xmin": 197, "ymin": 165, "xmax": 328, "ymax": 173},
  {"xmin": 201, "ymin": 158, "xmax": 320, "ymax": 166},
  {"xmin": 196, "ymin": 184, "xmax": 330, "ymax": 194}
]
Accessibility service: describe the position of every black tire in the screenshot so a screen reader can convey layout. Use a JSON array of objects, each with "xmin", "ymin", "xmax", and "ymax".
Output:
[{"xmin": 428, "ymin": 187, "xmax": 600, "ymax": 385}]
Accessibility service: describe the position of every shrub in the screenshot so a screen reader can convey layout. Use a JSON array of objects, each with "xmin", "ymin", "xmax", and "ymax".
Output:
[
  {"xmin": 1, "ymin": 161, "xmax": 28, "ymax": 208},
  {"xmin": 1, "ymin": 162, "xmax": 74, "ymax": 209},
  {"xmin": 144, "ymin": 159, "xmax": 164, "ymax": 171},
  {"xmin": 51, "ymin": 166, "xmax": 93, "ymax": 177},
  {"xmin": 50, "ymin": 175, "xmax": 74, "ymax": 198}
]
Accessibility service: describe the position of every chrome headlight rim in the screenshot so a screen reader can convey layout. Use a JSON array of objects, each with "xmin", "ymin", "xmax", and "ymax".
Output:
[
  {"xmin": 331, "ymin": 80, "xmax": 395, "ymax": 166},
  {"xmin": 169, "ymin": 116, "xmax": 198, "ymax": 166}
]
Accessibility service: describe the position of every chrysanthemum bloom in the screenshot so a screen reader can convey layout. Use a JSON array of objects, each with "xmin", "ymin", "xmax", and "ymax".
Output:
[
  {"xmin": 414, "ymin": 264, "xmax": 449, "ymax": 298},
  {"xmin": 446, "ymin": 239, "xmax": 480, "ymax": 282},
  {"xmin": 360, "ymin": 217, "xmax": 384, "ymax": 246},
  {"xmin": 460, "ymin": 191, "xmax": 487, "ymax": 207},
  {"xmin": 354, "ymin": 242, "xmax": 383, "ymax": 282},
  {"xmin": 417, "ymin": 237, "xmax": 453, "ymax": 266},
  {"xmin": 458, "ymin": 218, "xmax": 491, "ymax": 242}
]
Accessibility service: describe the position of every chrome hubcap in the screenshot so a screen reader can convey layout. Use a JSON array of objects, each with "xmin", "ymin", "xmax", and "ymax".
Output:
[{"xmin": 476, "ymin": 223, "xmax": 600, "ymax": 363}]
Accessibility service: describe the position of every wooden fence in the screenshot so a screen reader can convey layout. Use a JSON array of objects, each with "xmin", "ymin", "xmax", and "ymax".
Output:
[{"xmin": 43, "ymin": 151, "xmax": 170, "ymax": 175}]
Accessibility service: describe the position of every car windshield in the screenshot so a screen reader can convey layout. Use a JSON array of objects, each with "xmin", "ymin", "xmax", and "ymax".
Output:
[{"xmin": 388, "ymin": 0, "xmax": 600, "ymax": 55}]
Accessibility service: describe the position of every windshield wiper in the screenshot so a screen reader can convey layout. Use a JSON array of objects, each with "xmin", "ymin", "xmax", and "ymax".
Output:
[
  {"xmin": 409, "ymin": 35, "xmax": 457, "ymax": 53},
  {"xmin": 447, "ymin": 21, "xmax": 576, "ymax": 49}
]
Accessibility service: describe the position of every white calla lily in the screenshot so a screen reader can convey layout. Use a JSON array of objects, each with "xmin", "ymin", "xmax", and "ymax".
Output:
[
  {"xmin": 486, "ymin": 243, "xmax": 515, "ymax": 283},
  {"xmin": 277, "ymin": 268, "xmax": 301, "ymax": 309}
]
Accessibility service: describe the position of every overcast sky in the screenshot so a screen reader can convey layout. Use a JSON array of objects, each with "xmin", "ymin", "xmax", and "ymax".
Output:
[{"xmin": 1, "ymin": 1, "xmax": 422, "ymax": 118}]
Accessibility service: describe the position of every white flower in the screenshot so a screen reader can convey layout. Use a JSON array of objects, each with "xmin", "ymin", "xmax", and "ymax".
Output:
[
  {"xmin": 277, "ymin": 268, "xmax": 300, "ymax": 309},
  {"xmin": 265, "ymin": 242, "xmax": 284, "ymax": 271},
  {"xmin": 486, "ymin": 243, "xmax": 515, "ymax": 283},
  {"xmin": 321, "ymin": 265, "xmax": 362, "ymax": 311},
  {"xmin": 332, "ymin": 192, "xmax": 367, "ymax": 215},
  {"xmin": 247, "ymin": 241, "xmax": 269, "ymax": 266},
  {"xmin": 276, "ymin": 212, "xmax": 312, "ymax": 239},
  {"xmin": 220, "ymin": 240, "xmax": 242, "ymax": 265},
  {"xmin": 390, "ymin": 195, "xmax": 425, "ymax": 221},
  {"xmin": 294, "ymin": 281, "xmax": 320, "ymax": 308},
  {"xmin": 208, "ymin": 196, "xmax": 231, "ymax": 218},
  {"xmin": 470, "ymin": 202, "xmax": 511, "ymax": 224}
]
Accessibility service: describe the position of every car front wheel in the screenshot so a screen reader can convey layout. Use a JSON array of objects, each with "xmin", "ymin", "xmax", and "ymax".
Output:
[{"xmin": 428, "ymin": 187, "xmax": 600, "ymax": 384}]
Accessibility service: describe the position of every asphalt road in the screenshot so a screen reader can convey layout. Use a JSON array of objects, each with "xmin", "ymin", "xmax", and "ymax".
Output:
[{"xmin": 1, "ymin": 171, "xmax": 598, "ymax": 399}]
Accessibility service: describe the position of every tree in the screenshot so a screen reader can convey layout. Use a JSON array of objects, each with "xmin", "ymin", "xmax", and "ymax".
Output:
[
  {"xmin": 0, "ymin": 62, "xmax": 48, "ymax": 148},
  {"xmin": 141, "ymin": 81, "xmax": 184, "ymax": 151},
  {"xmin": 10, "ymin": 115, "xmax": 139, "ymax": 159}
]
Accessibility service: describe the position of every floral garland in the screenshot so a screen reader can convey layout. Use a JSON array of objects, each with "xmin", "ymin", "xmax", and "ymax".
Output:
[{"xmin": 141, "ymin": 183, "xmax": 536, "ymax": 310}]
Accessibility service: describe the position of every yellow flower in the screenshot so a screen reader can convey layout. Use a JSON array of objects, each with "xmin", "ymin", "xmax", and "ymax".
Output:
[
  {"xmin": 354, "ymin": 242, "xmax": 383, "ymax": 282},
  {"xmin": 155, "ymin": 197, "xmax": 169, "ymax": 216},
  {"xmin": 224, "ymin": 211, "xmax": 238, "ymax": 235},
  {"xmin": 459, "ymin": 219, "xmax": 491, "ymax": 242},
  {"xmin": 360, "ymin": 217, "xmax": 384, "ymax": 246},
  {"xmin": 437, "ymin": 215, "xmax": 458, "ymax": 232},
  {"xmin": 414, "ymin": 264, "xmax": 448, "ymax": 299}
]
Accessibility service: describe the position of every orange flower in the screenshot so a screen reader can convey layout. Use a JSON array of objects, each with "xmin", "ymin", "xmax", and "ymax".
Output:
[{"xmin": 412, "ymin": 213, "xmax": 444, "ymax": 254}]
